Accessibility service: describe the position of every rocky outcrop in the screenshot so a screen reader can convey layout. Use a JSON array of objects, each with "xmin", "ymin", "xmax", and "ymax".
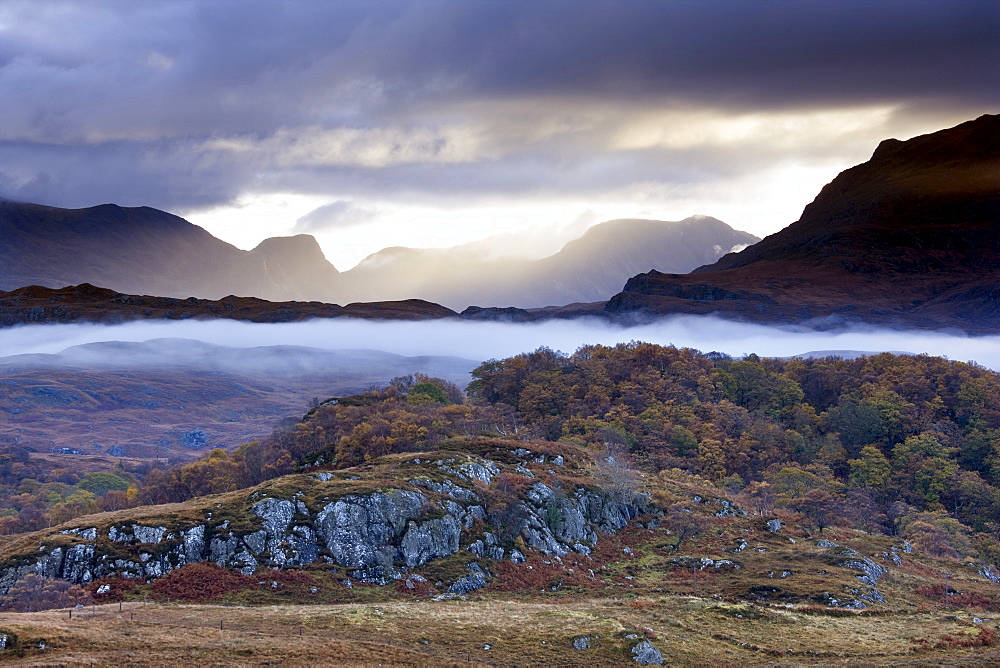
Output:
[{"xmin": 0, "ymin": 451, "xmax": 655, "ymax": 593}]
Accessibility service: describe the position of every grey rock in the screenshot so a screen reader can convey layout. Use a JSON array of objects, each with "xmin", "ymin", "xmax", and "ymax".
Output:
[
  {"xmin": 409, "ymin": 477, "xmax": 478, "ymax": 502},
  {"xmin": 133, "ymin": 526, "xmax": 167, "ymax": 544},
  {"xmin": 285, "ymin": 525, "xmax": 321, "ymax": 566},
  {"xmin": 62, "ymin": 544, "xmax": 95, "ymax": 583},
  {"xmin": 816, "ymin": 539, "xmax": 839, "ymax": 548},
  {"xmin": 714, "ymin": 499, "xmax": 747, "ymax": 518},
  {"xmin": 210, "ymin": 535, "xmax": 241, "ymax": 567},
  {"xmin": 979, "ymin": 565, "xmax": 1000, "ymax": 584},
  {"xmin": 572, "ymin": 636, "xmax": 591, "ymax": 650},
  {"xmin": 631, "ymin": 640, "xmax": 663, "ymax": 664},
  {"xmin": 182, "ymin": 525, "xmax": 206, "ymax": 564},
  {"xmin": 243, "ymin": 530, "xmax": 267, "ymax": 555},
  {"xmin": 253, "ymin": 498, "xmax": 296, "ymax": 538},
  {"xmin": 60, "ymin": 527, "xmax": 97, "ymax": 541},
  {"xmin": 400, "ymin": 516, "xmax": 462, "ymax": 568},
  {"xmin": 766, "ymin": 519, "xmax": 782, "ymax": 532},
  {"xmin": 840, "ymin": 557, "xmax": 886, "ymax": 587},
  {"xmin": 448, "ymin": 571, "xmax": 488, "ymax": 594}
]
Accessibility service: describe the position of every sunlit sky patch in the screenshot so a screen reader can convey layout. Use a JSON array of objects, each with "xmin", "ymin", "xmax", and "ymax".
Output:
[{"xmin": 0, "ymin": 1, "xmax": 996, "ymax": 269}]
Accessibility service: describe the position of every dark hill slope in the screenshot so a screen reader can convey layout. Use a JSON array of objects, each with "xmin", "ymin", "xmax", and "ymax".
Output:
[
  {"xmin": 0, "ymin": 283, "xmax": 456, "ymax": 327},
  {"xmin": 0, "ymin": 201, "xmax": 343, "ymax": 301},
  {"xmin": 608, "ymin": 114, "xmax": 1000, "ymax": 332}
]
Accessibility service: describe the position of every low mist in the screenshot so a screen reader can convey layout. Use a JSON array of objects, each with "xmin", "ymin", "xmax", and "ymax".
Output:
[{"xmin": 1, "ymin": 316, "xmax": 999, "ymax": 373}]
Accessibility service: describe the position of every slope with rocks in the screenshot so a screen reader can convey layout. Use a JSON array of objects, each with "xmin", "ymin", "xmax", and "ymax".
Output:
[{"xmin": 2, "ymin": 438, "xmax": 998, "ymax": 619}]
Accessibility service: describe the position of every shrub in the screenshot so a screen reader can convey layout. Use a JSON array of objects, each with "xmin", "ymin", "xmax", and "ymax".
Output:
[{"xmin": 151, "ymin": 563, "xmax": 252, "ymax": 602}]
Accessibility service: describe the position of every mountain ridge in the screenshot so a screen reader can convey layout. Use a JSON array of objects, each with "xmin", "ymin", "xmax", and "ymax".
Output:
[
  {"xmin": 0, "ymin": 197, "xmax": 758, "ymax": 309},
  {"xmin": 607, "ymin": 113, "xmax": 1000, "ymax": 332}
]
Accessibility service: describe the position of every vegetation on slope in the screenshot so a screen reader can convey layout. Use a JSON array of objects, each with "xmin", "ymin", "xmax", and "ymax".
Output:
[{"xmin": 5, "ymin": 344, "xmax": 1000, "ymax": 573}]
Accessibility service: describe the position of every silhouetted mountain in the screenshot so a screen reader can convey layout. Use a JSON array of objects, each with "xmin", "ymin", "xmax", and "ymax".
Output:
[
  {"xmin": 0, "ymin": 201, "xmax": 343, "ymax": 301},
  {"xmin": 344, "ymin": 216, "xmax": 758, "ymax": 308},
  {"xmin": 607, "ymin": 114, "xmax": 1000, "ymax": 333},
  {"xmin": 0, "ymin": 199, "xmax": 756, "ymax": 309},
  {"xmin": 0, "ymin": 283, "xmax": 457, "ymax": 327}
]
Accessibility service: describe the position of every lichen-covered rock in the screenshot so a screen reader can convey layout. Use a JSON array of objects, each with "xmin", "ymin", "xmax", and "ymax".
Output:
[
  {"xmin": 840, "ymin": 557, "xmax": 886, "ymax": 587},
  {"xmin": 132, "ymin": 526, "xmax": 167, "ymax": 544},
  {"xmin": 448, "ymin": 563, "xmax": 489, "ymax": 594},
  {"xmin": 572, "ymin": 636, "xmax": 591, "ymax": 650},
  {"xmin": 182, "ymin": 525, "xmax": 206, "ymax": 564},
  {"xmin": 400, "ymin": 516, "xmax": 462, "ymax": 568},
  {"xmin": 60, "ymin": 527, "xmax": 97, "ymax": 541},
  {"xmin": 315, "ymin": 490, "xmax": 427, "ymax": 582},
  {"xmin": 631, "ymin": 639, "xmax": 663, "ymax": 664}
]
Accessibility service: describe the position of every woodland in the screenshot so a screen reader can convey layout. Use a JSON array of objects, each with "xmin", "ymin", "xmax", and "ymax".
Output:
[{"xmin": 2, "ymin": 342, "xmax": 999, "ymax": 570}]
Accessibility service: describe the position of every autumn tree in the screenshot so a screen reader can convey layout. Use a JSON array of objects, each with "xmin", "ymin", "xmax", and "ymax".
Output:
[{"xmin": 0, "ymin": 574, "xmax": 91, "ymax": 612}]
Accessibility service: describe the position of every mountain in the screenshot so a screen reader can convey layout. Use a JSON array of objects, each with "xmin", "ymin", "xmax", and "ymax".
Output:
[
  {"xmin": 344, "ymin": 216, "xmax": 758, "ymax": 309},
  {"xmin": 0, "ymin": 200, "xmax": 343, "ymax": 302},
  {"xmin": 606, "ymin": 114, "xmax": 1000, "ymax": 333},
  {"xmin": 0, "ymin": 200, "xmax": 756, "ymax": 310}
]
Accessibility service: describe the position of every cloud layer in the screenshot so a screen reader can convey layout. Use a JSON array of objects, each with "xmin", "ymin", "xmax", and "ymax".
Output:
[
  {"xmin": 2, "ymin": 317, "xmax": 998, "ymax": 376},
  {"xmin": 0, "ymin": 1, "xmax": 996, "ymax": 259}
]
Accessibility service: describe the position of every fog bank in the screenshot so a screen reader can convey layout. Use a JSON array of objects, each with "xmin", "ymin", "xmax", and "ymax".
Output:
[{"xmin": 0, "ymin": 316, "xmax": 998, "ymax": 371}]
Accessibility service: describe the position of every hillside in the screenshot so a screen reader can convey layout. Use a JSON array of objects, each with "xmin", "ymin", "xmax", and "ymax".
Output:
[
  {"xmin": 606, "ymin": 114, "xmax": 1000, "ymax": 332},
  {"xmin": 2, "ymin": 342, "xmax": 1000, "ymax": 663},
  {"xmin": 0, "ymin": 200, "xmax": 344, "ymax": 302},
  {"xmin": 0, "ymin": 338, "xmax": 475, "ymax": 462},
  {"xmin": 0, "ymin": 283, "xmax": 458, "ymax": 327},
  {"xmin": 344, "ymin": 217, "xmax": 758, "ymax": 309},
  {"xmin": 1, "ymin": 438, "xmax": 999, "ymax": 665}
]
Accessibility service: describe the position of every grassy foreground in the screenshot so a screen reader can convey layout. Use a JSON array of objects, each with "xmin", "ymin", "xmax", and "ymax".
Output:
[{"xmin": 1, "ymin": 595, "xmax": 998, "ymax": 667}]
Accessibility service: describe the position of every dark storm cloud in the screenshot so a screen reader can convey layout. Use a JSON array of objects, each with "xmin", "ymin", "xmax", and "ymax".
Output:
[{"xmin": 0, "ymin": 0, "xmax": 995, "ymax": 211}]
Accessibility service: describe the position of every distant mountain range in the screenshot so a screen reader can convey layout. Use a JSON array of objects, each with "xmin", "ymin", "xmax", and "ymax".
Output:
[
  {"xmin": 606, "ymin": 114, "xmax": 1000, "ymax": 333},
  {"xmin": 0, "ymin": 198, "xmax": 756, "ymax": 309},
  {"xmin": 344, "ymin": 216, "xmax": 757, "ymax": 308},
  {"xmin": 1, "ymin": 114, "xmax": 996, "ymax": 333}
]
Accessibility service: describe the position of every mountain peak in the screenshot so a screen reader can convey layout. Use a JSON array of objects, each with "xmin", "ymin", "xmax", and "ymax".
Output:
[
  {"xmin": 612, "ymin": 114, "xmax": 1000, "ymax": 332},
  {"xmin": 252, "ymin": 234, "xmax": 336, "ymax": 269}
]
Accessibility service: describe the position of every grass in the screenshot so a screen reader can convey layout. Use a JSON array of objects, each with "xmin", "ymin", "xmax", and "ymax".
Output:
[
  {"xmin": 4, "ymin": 439, "xmax": 1000, "ymax": 664},
  {"xmin": 1, "ymin": 596, "xmax": 998, "ymax": 666}
]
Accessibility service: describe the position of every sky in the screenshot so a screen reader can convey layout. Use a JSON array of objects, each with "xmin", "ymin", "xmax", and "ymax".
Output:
[{"xmin": 0, "ymin": 1, "xmax": 997, "ymax": 269}]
